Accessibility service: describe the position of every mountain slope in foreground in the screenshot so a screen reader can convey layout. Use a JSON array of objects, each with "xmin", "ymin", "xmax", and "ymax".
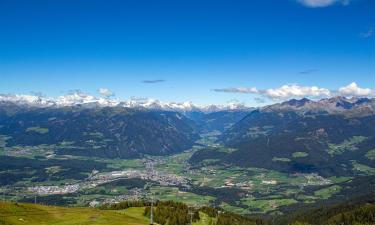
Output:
[
  {"xmin": 0, "ymin": 201, "xmax": 149, "ymax": 225},
  {"xmin": 2, "ymin": 196, "xmax": 375, "ymax": 225}
]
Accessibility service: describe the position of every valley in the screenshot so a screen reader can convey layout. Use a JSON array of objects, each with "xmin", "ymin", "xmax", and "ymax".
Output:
[{"xmin": 0, "ymin": 132, "xmax": 371, "ymax": 215}]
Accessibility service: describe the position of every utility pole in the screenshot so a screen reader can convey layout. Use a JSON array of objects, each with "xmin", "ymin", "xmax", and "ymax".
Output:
[
  {"xmin": 150, "ymin": 196, "xmax": 154, "ymax": 225},
  {"xmin": 189, "ymin": 209, "xmax": 194, "ymax": 225},
  {"xmin": 15, "ymin": 188, "xmax": 18, "ymax": 203},
  {"xmin": 217, "ymin": 210, "xmax": 222, "ymax": 225},
  {"xmin": 34, "ymin": 195, "xmax": 37, "ymax": 204}
]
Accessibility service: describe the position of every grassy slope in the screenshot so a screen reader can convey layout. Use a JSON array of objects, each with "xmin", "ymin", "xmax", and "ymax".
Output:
[
  {"xmin": 0, "ymin": 202, "xmax": 215, "ymax": 225},
  {"xmin": 0, "ymin": 202, "xmax": 149, "ymax": 225}
]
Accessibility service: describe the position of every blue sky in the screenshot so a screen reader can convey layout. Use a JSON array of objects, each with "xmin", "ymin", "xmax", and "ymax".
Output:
[{"xmin": 0, "ymin": 0, "xmax": 374, "ymax": 105}]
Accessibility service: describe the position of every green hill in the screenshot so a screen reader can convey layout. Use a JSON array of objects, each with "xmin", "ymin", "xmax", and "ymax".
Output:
[
  {"xmin": 2, "ymin": 198, "xmax": 375, "ymax": 225},
  {"xmin": 0, "ymin": 201, "xmax": 149, "ymax": 225}
]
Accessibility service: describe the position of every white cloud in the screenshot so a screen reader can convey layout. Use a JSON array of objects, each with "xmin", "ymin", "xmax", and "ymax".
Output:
[
  {"xmin": 296, "ymin": 0, "xmax": 349, "ymax": 8},
  {"xmin": 263, "ymin": 84, "xmax": 331, "ymax": 100},
  {"xmin": 213, "ymin": 83, "xmax": 375, "ymax": 101},
  {"xmin": 213, "ymin": 84, "xmax": 331, "ymax": 100},
  {"xmin": 338, "ymin": 82, "xmax": 375, "ymax": 97},
  {"xmin": 59, "ymin": 92, "xmax": 97, "ymax": 105},
  {"xmin": 98, "ymin": 88, "xmax": 114, "ymax": 98}
]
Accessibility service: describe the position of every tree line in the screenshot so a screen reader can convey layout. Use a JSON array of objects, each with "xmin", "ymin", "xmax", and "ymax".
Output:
[{"xmin": 98, "ymin": 196, "xmax": 375, "ymax": 225}]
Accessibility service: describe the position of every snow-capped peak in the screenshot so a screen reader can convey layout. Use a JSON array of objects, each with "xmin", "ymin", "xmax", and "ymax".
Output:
[{"xmin": 0, "ymin": 93, "xmax": 252, "ymax": 113}]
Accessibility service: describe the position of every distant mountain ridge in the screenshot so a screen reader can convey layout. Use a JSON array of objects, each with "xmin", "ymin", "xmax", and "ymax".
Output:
[
  {"xmin": 0, "ymin": 93, "xmax": 252, "ymax": 113},
  {"xmin": 2, "ymin": 93, "xmax": 374, "ymax": 114}
]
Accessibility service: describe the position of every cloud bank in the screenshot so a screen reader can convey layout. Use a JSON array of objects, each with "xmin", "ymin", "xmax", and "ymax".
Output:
[
  {"xmin": 264, "ymin": 84, "xmax": 331, "ymax": 100},
  {"xmin": 213, "ymin": 82, "xmax": 375, "ymax": 101},
  {"xmin": 338, "ymin": 82, "xmax": 375, "ymax": 97}
]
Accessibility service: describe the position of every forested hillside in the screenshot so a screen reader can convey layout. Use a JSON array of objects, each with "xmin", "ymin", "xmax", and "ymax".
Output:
[{"xmin": 0, "ymin": 103, "xmax": 199, "ymax": 158}]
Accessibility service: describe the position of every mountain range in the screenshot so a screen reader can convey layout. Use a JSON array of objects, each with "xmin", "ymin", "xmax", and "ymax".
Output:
[
  {"xmin": 1, "ymin": 96, "xmax": 375, "ymax": 177},
  {"xmin": 0, "ymin": 93, "xmax": 252, "ymax": 113}
]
